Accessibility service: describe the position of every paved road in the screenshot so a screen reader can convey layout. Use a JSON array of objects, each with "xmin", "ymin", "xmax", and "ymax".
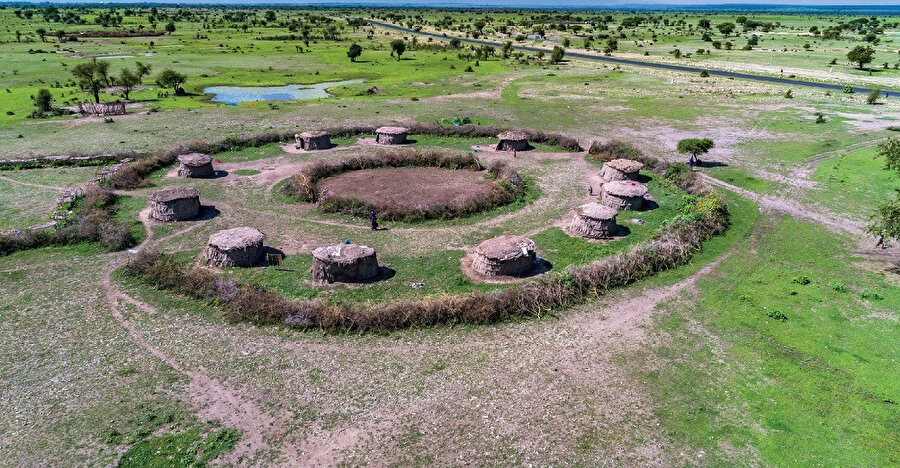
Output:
[{"xmin": 366, "ymin": 19, "xmax": 885, "ymax": 94}]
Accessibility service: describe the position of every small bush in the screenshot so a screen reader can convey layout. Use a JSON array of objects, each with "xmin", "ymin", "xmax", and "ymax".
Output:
[
  {"xmin": 831, "ymin": 283, "xmax": 850, "ymax": 293},
  {"xmin": 860, "ymin": 290, "xmax": 884, "ymax": 300},
  {"xmin": 766, "ymin": 310, "xmax": 788, "ymax": 322},
  {"xmin": 791, "ymin": 275, "xmax": 811, "ymax": 285}
]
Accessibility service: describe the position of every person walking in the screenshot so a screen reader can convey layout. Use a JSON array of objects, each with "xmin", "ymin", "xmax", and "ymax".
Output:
[
  {"xmin": 369, "ymin": 210, "xmax": 378, "ymax": 231},
  {"xmin": 875, "ymin": 235, "xmax": 886, "ymax": 249}
]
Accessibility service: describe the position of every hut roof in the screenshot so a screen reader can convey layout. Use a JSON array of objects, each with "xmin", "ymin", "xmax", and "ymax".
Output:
[
  {"xmin": 150, "ymin": 185, "xmax": 200, "ymax": 203},
  {"xmin": 208, "ymin": 227, "xmax": 265, "ymax": 251},
  {"xmin": 605, "ymin": 159, "xmax": 644, "ymax": 173},
  {"xmin": 312, "ymin": 243, "xmax": 375, "ymax": 263},
  {"xmin": 177, "ymin": 153, "xmax": 212, "ymax": 167},
  {"xmin": 475, "ymin": 235, "xmax": 535, "ymax": 261},
  {"xmin": 299, "ymin": 130, "xmax": 330, "ymax": 138},
  {"xmin": 376, "ymin": 126, "xmax": 409, "ymax": 135},
  {"xmin": 575, "ymin": 202, "xmax": 618, "ymax": 220},
  {"xmin": 497, "ymin": 131, "xmax": 528, "ymax": 141},
  {"xmin": 604, "ymin": 180, "xmax": 648, "ymax": 197}
]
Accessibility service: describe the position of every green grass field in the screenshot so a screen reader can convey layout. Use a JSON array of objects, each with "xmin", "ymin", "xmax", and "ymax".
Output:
[{"xmin": 0, "ymin": 5, "xmax": 898, "ymax": 467}]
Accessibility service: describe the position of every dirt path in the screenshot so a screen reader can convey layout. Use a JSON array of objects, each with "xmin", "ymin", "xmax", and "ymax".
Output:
[
  {"xmin": 100, "ymin": 211, "xmax": 278, "ymax": 464},
  {"xmin": 0, "ymin": 175, "xmax": 61, "ymax": 191}
]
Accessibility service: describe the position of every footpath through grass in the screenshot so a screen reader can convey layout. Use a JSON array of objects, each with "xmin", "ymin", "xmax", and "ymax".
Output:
[{"xmin": 638, "ymin": 214, "xmax": 899, "ymax": 466}]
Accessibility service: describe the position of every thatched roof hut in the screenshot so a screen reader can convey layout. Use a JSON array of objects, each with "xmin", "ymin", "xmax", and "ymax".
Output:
[
  {"xmin": 471, "ymin": 235, "xmax": 537, "ymax": 277},
  {"xmin": 496, "ymin": 131, "xmax": 530, "ymax": 152},
  {"xmin": 177, "ymin": 153, "xmax": 214, "ymax": 178},
  {"xmin": 149, "ymin": 186, "xmax": 200, "ymax": 222},
  {"xmin": 311, "ymin": 243, "xmax": 379, "ymax": 283},
  {"xmin": 570, "ymin": 202, "xmax": 618, "ymax": 238},
  {"xmin": 601, "ymin": 180, "xmax": 648, "ymax": 211},
  {"xmin": 375, "ymin": 126, "xmax": 409, "ymax": 145},
  {"xmin": 204, "ymin": 227, "xmax": 265, "ymax": 267},
  {"xmin": 600, "ymin": 159, "xmax": 644, "ymax": 182},
  {"xmin": 295, "ymin": 131, "xmax": 332, "ymax": 150}
]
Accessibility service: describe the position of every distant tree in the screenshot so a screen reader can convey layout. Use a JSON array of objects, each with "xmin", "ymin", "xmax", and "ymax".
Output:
[
  {"xmin": 347, "ymin": 43, "xmax": 362, "ymax": 62},
  {"xmin": 390, "ymin": 39, "xmax": 406, "ymax": 60},
  {"xmin": 165, "ymin": 21, "xmax": 176, "ymax": 34},
  {"xmin": 550, "ymin": 46, "xmax": 565, "ymax": 63},
  {"xmin": 155, "ymin": 68, "xmax": 187, "ymax": 95},
  {"xmin": 71, "ymin": 60, "xmax": 107, "ymax": 103},
  {"xmin": 867, "ymin": 137, "xmax": 900, "ymax": 242},
  {"xmin": 264, "ymin": 10, "xmax": 276, "ymax": 22},
  {"xmin": 55, "ymin": 29, "xmax": 65, "ymax": 42},
  {"xmin": 878, "ymin": 137, "xmax": 900, "ymax": 175},
  {"xmin": 35, "ymin": 27, "xmax": 46, "ymax": 42},
  {"xmin": 135, "ymin": 61, "xmax": 152, "ymax": 83},
  {"xmin": 847, "ymin": 45, "xmax": 875, "ymax": 70},
  {"xmin": 118, "ymin": 68, "xmax": 140, "ymax": 100},
  {"xmin": 698, "ymin": 18, "xmax": 711, "ymax": 29},
  {"xmin": 867, "ymin": 89, "xmax": 881, "ymax": 105},
  {"xmin": 15, "ymin": 30, "xmax": 21, "ymax": 43},
  {"xmin": 677, "ymin": 138, "xmax": 715, "ymax": 160},
  {"xmin": 700, "ymin": 69, "xmax": 710, "ymax": 78},
  {"xmin": 449, "ymin": 38, "xmax": 461, "ymax": 48},
  {"xmin": 716, "ymin": 22, "xmax": 736, "ymax": 36},
  {"xmin": 605, "ymin": 38, "xmax": 618, "ymax": 53},
  {"xmin": 33, "ymin": 88, "xmax": 53, "ymax": 113},
  {"xmin": 501, "ymin": 41, "xmax": 512, "ymax": 58}
]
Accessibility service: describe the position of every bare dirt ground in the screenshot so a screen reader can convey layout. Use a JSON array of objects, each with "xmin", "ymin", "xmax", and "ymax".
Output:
[{"xmin": 318, "ymin": 167, "xmax": 493, "ymax": 211}]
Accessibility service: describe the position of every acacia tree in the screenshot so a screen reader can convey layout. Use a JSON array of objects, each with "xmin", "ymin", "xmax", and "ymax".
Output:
[
  {"xmin": 868, "ymin": 137, "xmax": 900, "ymax": 242},
  {"xmin": 71, "ymin": 60, "xmax": 107, "ymax": 103},
  {"xmin": 35, "ymin": 28, "xmax": 46, "ymax": 42},
  {"xmin": 550, "ymin": 46, "xmax": 565, "ymax": 63},
  {"xmin": 390, "ymin": 39, "xmax": 406, "ymax": 60},
  {"xmin": 33, "ymin": 88, "xmax": 53, "ymax": 113},
  {"xmin": 118, "ymin": 68, "xmax": 140, "ymax": 100},
  {"xmin": 155, "ymin": 68, "xmax": 187, "ymax": 95},
  {"xmin": 347, "ymin": 43, "xmax": 362, "ymax": 62},
  {"xmin": 676, "ymin": 138, "xmax": 715, "ymax": 162},
  {"xmin": 717, "ymin": 22, "xmax": 736, "ymax": 36},
  {"xmin": 135, "ymin": 61, "xmax": 152, "ymax": 83},
  {"xmin": 847, "ymin": 45, "xmax": 875, "ymax": 70}
]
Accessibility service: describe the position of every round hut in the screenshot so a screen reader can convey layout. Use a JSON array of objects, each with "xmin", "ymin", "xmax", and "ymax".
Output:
[
  {"xmin": 570, "ymin": 202, "xmax": 618, "ymax": 238},
  {"xmin": 496, "ymin": 131, "xmax": 530, "ymax": 152},
  {"xmin": 375, "ymin": 126, "xmax": 409, "ymax": 145},
  {"xmin": 149, "ymin": 186, "xmax": 200, "ymax": 222},
  {"xmin": 601, "ymin": 180, "xmax": 648, "ymax": 210},
  {"xmin": 177, "ymin": 153, "xmax": 214, "ymax": 178},
  {"xmin": 600, "ymin": 159, "xmax": 644, "ymax": 182},
  {"xmin": 471, "ymin": 235, "xmax": 537, "ymax": 277},
  {"xmin": 204, "ymin": 227, "xmax": 265, "ymax": 268},
  {"xmin": 295, "ymin": 131, "xmax": 332, "ymax": 150},
  {"xmin": 311, "ymin": 243, "xmax": 380, "ymax": 283}
]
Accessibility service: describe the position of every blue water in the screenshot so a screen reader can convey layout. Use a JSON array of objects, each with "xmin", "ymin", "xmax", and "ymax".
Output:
[{"xmin": 204, "ymin": 79, "xmax": 365, "ymax": 105}]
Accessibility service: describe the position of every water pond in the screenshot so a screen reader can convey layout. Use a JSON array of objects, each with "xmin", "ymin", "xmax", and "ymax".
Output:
[{"xmin": 204, "ymin": 79, "xmax": 365, "ymax": 105}]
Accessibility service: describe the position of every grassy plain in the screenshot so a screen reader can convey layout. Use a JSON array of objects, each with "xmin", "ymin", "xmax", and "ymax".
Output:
[{"xmin": 0, "ymin": 5, "xmax": 898, "ymax": 467}]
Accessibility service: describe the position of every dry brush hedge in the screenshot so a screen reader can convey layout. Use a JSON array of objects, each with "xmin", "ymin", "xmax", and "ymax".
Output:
[
  {"xmin": 123, "ymin": 188, "xmax": 729, "ymax": 333},
  {"xmin": 283, "ymin": 149, "xmax": 527, "ymax": 222},
  {"xmin": 49, "ymin": 124, "xmax": 578, "ymax": 189},
  {"xmin": 0, "ymin": 186, "xmax": 135, "ymax": 256}
]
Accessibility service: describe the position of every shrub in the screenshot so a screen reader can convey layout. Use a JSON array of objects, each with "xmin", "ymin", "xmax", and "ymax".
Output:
[
  {"xmin": 791, "ymin": 275, "xmax": 811, "ymax": 285},
  {"xmin": 860, "ymin": 290, "xmax": 884, "ymax": 300},
  {"xmin": 766, "ymin": 310, "xmax": 788, "ymax": 322}
]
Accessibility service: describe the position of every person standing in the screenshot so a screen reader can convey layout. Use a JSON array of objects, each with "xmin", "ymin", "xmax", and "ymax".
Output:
[{"xmin": 369, "ymin": 210, "xmax": 378, "ymax": 231}]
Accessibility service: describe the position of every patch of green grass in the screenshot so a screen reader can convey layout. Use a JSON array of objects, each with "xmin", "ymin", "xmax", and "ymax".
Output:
[
  {"xmin": 233, "ymin": 169, "xmax": 261, "ymax": 176},
  {"xmin": 117, "ymin": 428, "xmax": 240, "ymax": 468},
  {"xmin": 806, "ymin": 145, "xmax": 899, "ymax": 219},
  {"xmin": 638, "ymin": 215, "xmax": 899, "ymax": 466},
  {"xmin": 211, "ymin": 144, "xmax": 285, "ymax": 163},
  {"xmin": 112, "ymin": 194, "xmax": 147, "ymax": 245},
  {"xmin": 706, "ymin": 165, "xmax": 774, "ymax": 194}
]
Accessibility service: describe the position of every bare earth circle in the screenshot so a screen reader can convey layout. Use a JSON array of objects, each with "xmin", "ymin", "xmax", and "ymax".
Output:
[{"xmin": 317, "ymin": 167, "xmax": 494, "ymax": 212}]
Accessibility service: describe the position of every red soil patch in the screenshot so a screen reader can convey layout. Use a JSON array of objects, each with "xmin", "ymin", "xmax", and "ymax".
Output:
[{"xmin": 317, "ymin": 167, "xmax": 492, "ymax": 211}]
